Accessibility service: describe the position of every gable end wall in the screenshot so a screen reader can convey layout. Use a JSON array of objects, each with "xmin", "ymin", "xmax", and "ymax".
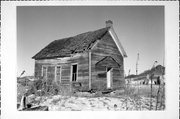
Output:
[{"xmin": 91, "ymin": 32, "xmax": 125, "ymax": 90}]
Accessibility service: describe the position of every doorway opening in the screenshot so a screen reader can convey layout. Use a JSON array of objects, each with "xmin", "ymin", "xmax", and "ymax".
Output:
[{"xmin": 107, "ymin": 67, "xmax": 112, "ymax": 88}]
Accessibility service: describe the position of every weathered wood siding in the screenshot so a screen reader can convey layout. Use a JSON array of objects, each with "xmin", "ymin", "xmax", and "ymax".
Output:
[
  {"xmin": 91, "ymin": 32, "xmax": 125, "ymax": 90},
  {"xmin": 34, "ymin": 32, "xmax": 125, "ymax": 91},
  {"xmin": 34, "ymin": 52, "xmax": 89, "ymax": 91}
]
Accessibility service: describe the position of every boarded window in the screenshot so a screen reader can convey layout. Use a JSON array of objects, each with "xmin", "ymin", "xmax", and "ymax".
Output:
[{"xmin": 56, "ymin": 66, "xmax": 61, "ymax": 82}]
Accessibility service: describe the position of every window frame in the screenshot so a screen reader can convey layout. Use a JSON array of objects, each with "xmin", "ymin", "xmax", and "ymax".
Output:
[
  {"xmin": 71, "ymin": 63, "xmax": 78, "ymax": 82},
  {"xmin": 41, "ymin": 65, "xmax": 47, "ymax": 79},
  {"xmin": 55, "ymin": 65, "xmax": 61, "ymax": 83}
]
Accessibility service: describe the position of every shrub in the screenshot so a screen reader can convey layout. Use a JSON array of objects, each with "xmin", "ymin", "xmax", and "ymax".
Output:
[
  {"xmin": 33, "ymin": 79, "xmax": 44, "ymax": 90},
  {"xmin": 47, "ymin": 81, "xmax": 61, "ymax": 95},
  {"xmin": 58, "ymin": 84, "xmax": 72, "ymax": 96},
  {"xmin": 18, "ymin": 76, "xmax": 74, "ymax": 98}
]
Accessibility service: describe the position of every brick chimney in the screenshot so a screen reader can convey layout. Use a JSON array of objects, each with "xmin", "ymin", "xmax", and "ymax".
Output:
[{"xmin": 106, "ymin": 20, "xmax": 113, "ymax": 28}]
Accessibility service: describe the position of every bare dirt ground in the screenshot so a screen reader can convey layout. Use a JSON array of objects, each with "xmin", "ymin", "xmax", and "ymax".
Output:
[
  {"xmin": 36, "ymin": 95, "xmax": 162, "ymax": 111},
  {"xmin": 17, "ymin": 77, "xmax": 165, "ymax": 111}
]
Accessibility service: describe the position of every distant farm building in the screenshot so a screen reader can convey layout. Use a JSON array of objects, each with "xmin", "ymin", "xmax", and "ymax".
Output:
[
  {"xmin": 32, "ymin": 20, "xmax": 127, "ymax": 91},
  {"xmin": 125, "ymin": 65, "xmax": 165, "ymax": 85}
]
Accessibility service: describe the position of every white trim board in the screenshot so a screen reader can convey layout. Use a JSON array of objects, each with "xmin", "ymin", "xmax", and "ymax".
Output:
[{"xmin": 108, "ymin": 28, "xmax": 127, "ymax": 58}]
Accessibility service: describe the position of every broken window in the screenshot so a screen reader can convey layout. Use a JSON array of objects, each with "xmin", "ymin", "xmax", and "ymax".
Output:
[{"xmin": 72, "ymin": 64, "xmax": 77, "ymax": 82}]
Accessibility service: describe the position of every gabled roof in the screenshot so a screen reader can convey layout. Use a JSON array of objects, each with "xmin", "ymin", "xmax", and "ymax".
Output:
[
  {"xmin": 95, "ymin": 56, "xmax": 121, "ymax": 68},
  {"xmin": 125, "ymin": 74, "xmax": 137, "ymax": 79},
  {"xmin": 139, "ymin": 65, "xmax": 165, "ymax": 76},
  {"xmin": 32, "ymin": 26, "xmax": 127, "ymax": 60},
  {"xmin": 32, "ymin": 27, "xmax": 109, "ymax": 59},
  {"xmin": 131, "ymin": 65, "xmax": 165, "ymax": 81}
]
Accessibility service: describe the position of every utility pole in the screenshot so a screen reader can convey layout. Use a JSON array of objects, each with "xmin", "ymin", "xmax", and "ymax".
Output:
[{"xmin": 136, "ymin": 53, "xmax": 139, "ymax": 75}]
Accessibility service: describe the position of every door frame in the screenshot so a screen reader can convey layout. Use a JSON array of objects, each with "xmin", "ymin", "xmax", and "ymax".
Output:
[{"xmin": 106, "ymin": 67, "xmax": 113, "ymax": 89}]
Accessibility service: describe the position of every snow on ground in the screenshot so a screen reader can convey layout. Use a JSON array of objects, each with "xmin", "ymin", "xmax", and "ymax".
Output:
[{"xmin": 38, "ymin": 95, "xmax": 161, "ymax": 111}]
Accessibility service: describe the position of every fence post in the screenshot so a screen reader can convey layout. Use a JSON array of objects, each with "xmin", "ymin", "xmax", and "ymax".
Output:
[{"xmin": 155, "ymin": 83, "xmax": 161, "ymax": 110}]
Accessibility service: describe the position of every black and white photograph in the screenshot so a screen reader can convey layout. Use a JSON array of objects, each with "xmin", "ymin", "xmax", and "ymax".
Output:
[
  {"xmin": 1, "ymin": 1, "xmax": 179, "ymax": 119},
  {"xmin": 17, "ymin": 6, "xmax": 166, "ymax": 111}
]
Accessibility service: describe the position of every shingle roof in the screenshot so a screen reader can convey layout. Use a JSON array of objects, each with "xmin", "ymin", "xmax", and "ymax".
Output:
[{"xmin": 32, "ymin": 27, "xmax": 109, "ymax": 59}]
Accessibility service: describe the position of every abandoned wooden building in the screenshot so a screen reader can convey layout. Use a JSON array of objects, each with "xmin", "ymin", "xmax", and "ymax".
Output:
[
  {"xmin": 125, "ymin": 65, "xmax": 165, "ymax": 85},
  {"xmin": 32, "ymin": 20, "xmax": 127, "ymax": 91}
]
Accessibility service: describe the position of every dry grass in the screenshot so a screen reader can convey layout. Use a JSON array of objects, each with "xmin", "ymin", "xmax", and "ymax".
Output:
[
  {"xmin": 124, "ymin": 84, "xmax": 160, "ymax": 97},
  {"xmin": 122, "ymin": 84, "xmax": 165, "ymax": 110},
  {"xmin": 17, "ymin": 77, "xmax": 73, "ymax": 105},
  {"xmin": 17, "ymin": 77, "xmax": 165, "ymax": 111}
]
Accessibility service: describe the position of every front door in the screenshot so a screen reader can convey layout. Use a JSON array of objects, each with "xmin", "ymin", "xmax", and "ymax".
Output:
[{"xmin": 107, "ymin": 68, "xmax": 112, "ymax": 88}]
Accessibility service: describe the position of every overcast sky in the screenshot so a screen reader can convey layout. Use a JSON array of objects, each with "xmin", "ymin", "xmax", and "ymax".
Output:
[{"xmin": 17, "ymin": 6, "xmax": 164, "ymax": 76}]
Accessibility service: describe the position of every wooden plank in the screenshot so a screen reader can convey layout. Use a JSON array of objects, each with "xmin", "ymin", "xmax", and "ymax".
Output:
[
  {"xmin": 92, "ymin": 48, "xmax": 122, "ymax": 58},
  {"xmin": 78, "ymin": 69, "xmax": 89, "ymax": 74},
  {"xmin": 96, "ymin": 44, "xmax": 120, "ymax": 54},
  {"xmin": 77, "ymin": 76, "xmax": 89, "ymax": 81},
  {"xmin": 61, "ymin": 65, "xmax": 71, "ymax": 70},
  {"xmin": 61, "ymin": 80, "xmax": 70, "ymax": 84},
  {"xmin": 61, "ymin": 76, "xmax": 70, "ymax": 80},
  {"xmin": 78, "ymin": 72, "xmax": 89, "ymax": 77},
  {"xmin": 98, "ymin": 40, "xmax": 118, "ymax": 49},
  {"xmin": 78, "ymin": 64, "xmax": 89, "ymax": 70},
  {"xmin": 36, "ymin": 59, "xmax": 67, "ymax": 64},
  {"xmin": 61, "ymin": 69, "xmax": 70, "ymax": 77},
  {"xmin": 35, "ymin": 53, "xmax": 88, "ymax": 65}
]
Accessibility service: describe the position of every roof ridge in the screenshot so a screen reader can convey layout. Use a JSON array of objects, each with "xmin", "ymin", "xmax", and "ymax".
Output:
[{"xmin": 54, "ymin": 27, "xmax": 108, "ymax": 42}]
